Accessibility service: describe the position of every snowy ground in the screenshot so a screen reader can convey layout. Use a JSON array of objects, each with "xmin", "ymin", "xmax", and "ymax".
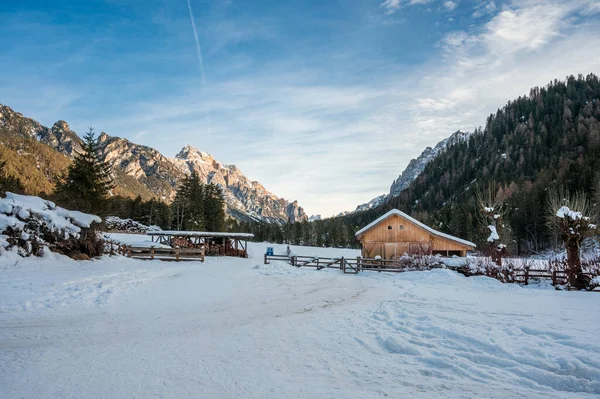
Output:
[{"xmin": 1, "ymin": 239, "xmax": 600, "ymax": 398}]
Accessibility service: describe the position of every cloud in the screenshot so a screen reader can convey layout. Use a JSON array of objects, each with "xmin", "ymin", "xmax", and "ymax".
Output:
[
  {"xmin": 444, "ymin": 1, "xmax": 458, "ymax": 11},
  {"xmin": 380, "ymin": 0, "xmax": 434, "ymax": 14},
  {"xmin": 381, "ymin": 0, "xmax": 402, "ymax": 14},
  {"xmin": 472, "ymin": 1, "xmax": 497, "ymax": 18}
]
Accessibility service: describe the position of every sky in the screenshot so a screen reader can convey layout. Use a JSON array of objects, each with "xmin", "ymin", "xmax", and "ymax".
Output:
[{"xmin": 1, "ymin": 0, "xmax": 600, "ymax": 217}]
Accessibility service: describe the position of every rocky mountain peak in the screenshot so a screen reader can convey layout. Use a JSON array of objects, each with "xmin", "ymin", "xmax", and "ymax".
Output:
[
  {"xmin": 389, "ymin": 130, "xmax": 471, "ymax": 197},
  {"xmin": 176, "ymin": 145, "xmax": 217, "ymax": 165},
  {"xmin": 51, "ymin": 120, "xmax": 70, "ymax": 133},
  {"xmin": 345, "ymin": 130, "xmax": 472, "ymax": 216}
]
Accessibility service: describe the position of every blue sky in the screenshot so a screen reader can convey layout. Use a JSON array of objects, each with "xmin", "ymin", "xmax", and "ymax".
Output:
[{"xmin": 1, "ymin": 0, "xmax": 600, "ymax": 216}]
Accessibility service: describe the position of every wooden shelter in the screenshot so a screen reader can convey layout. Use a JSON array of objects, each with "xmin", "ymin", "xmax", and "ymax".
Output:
[
  {"xmin": 146, "ymin": 231, "xmax": 254, "ymax": 258},
  {"xmin": 355, "ymin": 209, "xmax": 475, "ymax": 259}
]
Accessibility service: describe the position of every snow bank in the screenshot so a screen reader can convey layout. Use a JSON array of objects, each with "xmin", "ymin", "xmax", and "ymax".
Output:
[{"xmin": 0, "ymin": 192, "xmax": 101, "ymax": 257}]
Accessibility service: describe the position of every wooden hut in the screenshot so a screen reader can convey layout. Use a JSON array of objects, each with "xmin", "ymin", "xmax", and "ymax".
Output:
[{"xmin": 355, "ymin": 209, "xmax": 475, "ymax": 259}]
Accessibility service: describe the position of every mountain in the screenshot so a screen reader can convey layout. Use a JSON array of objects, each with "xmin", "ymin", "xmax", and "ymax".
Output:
[
  {"xmin": 389, "ymin": 130, "xmax": 471, "ymax": 197},
  {"xmin": 346, "ymin": 130, "xmax": 471, "ymax": 216},
  {"xmin": 0, "ymin": 103, "xmax": 307, "ymax": 223}
]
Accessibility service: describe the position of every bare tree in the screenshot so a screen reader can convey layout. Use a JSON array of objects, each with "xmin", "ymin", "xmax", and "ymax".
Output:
[
  {"xmin": 477, "ymin": 183, "xmax": 508, "ymax": 266},
  {"xmin": 548, "ymin": 187, "xmax": 598, "ymax": 288}
]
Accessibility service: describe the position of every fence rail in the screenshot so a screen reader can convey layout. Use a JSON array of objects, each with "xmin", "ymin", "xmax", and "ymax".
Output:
[
  {"xmin": 264, "ymin": 254, "xmax": 441, "ymax": 274},
  {"xmin": 264, "ymin": 254, "xmax": 599, "ymax": 289},
  {"xmin": 118, "ymin": 245, "xmax": 205, "ymax": 262}
]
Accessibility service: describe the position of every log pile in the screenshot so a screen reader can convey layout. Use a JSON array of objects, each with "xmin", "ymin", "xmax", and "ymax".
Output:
[{"xmin": 105, "ymin": 216, "xmax": 161, "ymax": 233}]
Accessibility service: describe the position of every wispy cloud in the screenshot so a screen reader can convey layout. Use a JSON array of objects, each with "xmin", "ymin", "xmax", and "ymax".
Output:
[
  {"xmin": 381, "ymin": 0, "xmax": 434, "ymax": 14},
  {"xmin": 444, "ymin": 1, "xmax": 458, "ymax": 11}
]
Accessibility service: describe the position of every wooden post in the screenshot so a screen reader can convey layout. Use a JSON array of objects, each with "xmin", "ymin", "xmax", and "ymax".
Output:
[
  {"xmin": 524, "ymin": 267, "xmax": 529, "ymax": 285},
  {"xmin": 127, "ymin": 246, "xmax": 132, "ymax": 258},
  {"xmin": 552, "ymin": 269, "xmax": 557, "ymax": 286},
  {"xmin": 264, "ymin": 253, "xmax": 268, "ymax": 264},
  {"xmin": 176, "ymin": 248, "xmax": 180, "ymax": 262},
  {"xmin": 201, "ymin": 246, "xmax": 205, "ymax": 263},
  {"xmin": 150, "ymin": 246, "xmax": 155, "ymax": 260},
  {"xmin": 341, "ymin": 257, "xmax": 345, "ymax": 273}
]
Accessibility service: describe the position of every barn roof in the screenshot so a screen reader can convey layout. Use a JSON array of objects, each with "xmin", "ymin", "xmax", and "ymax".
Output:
[{"xmin": 354, "ymin": 209, "xmax": 476, "ymax": 248}]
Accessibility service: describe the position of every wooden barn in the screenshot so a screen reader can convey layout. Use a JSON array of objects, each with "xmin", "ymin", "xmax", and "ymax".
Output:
[{"xmin": 355, "ymin": 209, "xmax": 475, "ymax": 259}]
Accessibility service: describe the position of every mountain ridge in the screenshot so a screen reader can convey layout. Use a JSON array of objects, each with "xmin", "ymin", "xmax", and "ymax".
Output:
[{"xmin": 0, "ymin": 103, "xmax": 307, "ymax": 223}]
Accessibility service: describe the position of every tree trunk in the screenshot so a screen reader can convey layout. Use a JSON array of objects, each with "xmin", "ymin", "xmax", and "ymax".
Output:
[
  {"xmin": 491, "ymin": 246, "xmax": 502, "ymax": 266},
  {"xmin": 566, "ymin": 240, "xmax": 583, "ymax": 289}
]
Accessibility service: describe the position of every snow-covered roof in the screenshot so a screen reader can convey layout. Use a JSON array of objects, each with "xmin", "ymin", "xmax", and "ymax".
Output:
[
  {"xmin": 355, "ymin": 209, "xmax": 476, "ymax": 248},
  {"xmin": 147, "ymin": 231, "xmax": 254, "ymax": 238}
]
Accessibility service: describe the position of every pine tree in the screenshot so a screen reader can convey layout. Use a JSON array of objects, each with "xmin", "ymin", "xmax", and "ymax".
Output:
[
  {"xmin": 203, "ymin": 183, "xmax": 225, "ymax": 232},
  {"xmin": 172, "ymin": 171, "xmax": 205, "ymax": 230},
  {"xmin": 54, "ymin": 127, "xmax": 114, "ymax": 214},
  {"xmin": 0, "ymin": 160, "xmax": 24, "ymax": 195}
]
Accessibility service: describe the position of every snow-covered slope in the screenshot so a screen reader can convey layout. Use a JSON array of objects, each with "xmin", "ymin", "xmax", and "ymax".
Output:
[
  {"xmin": 343, "ymin": 130, "xmax": 471, "ymax": 216},
  {"xmin": 1, "ymin": 242, "xmax": 599, "ymax": 398},
  {"xmin": 389, "ymin": 130, "xmax": 471, "ymax": 197}
]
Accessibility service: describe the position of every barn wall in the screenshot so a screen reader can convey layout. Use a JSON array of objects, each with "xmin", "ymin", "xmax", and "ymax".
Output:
[
  {"xmin": 357, "ymin": 214, "xmax": 472, "ymax": 258},
  {"xmin": 359, "ymin": 214, "xmax": 433, "ymax": 243}
]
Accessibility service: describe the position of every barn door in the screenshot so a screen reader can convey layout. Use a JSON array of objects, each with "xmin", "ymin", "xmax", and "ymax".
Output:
[{"xmin": 384, "ymin": 243, "xmax": 397, "ymax": 260}]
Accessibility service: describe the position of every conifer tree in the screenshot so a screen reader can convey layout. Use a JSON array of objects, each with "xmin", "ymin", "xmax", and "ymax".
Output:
[
  {"xmin": 203, "ymin": 182, "xmax": 225, "ymax": 232},
  {"xmin": 54, "ymin": 127, "xmax": 114, "ymax": 214},
  {"xmin": 172, "ymin": 171, "xmax": 205, "ymax": 230},
  {"xmin": 0, "ymin": 160, "xmax": 24, "ymax": 195}
]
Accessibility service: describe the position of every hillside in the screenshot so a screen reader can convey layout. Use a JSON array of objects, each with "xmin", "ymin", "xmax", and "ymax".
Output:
[
  {"xmin": 0, "ymin": 104, "xmax": 307, "ymax": 223},
  {"xmin": 345, "ymin": 74, "xmax": 600, "ymax": 253},
  {"xmin": 348, "ymin": 130, "xmax": 472, "ymax": 216}
]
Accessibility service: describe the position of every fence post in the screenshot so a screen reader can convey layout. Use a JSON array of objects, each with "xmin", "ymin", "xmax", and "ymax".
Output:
[
  {"xmin": 176, "ymin": 248, "xmax": 180, "ymax": 262},
  {"xmin": 357, "ymin": 256, "xmax": 362, "ymax": 272},
  {"xmin": 524, "ymin": 267, "xmax": 529, "ymax": 285},
  {"xmin": 341, "ymin": 257, "xmax": 345, "ymax": 273},
  {"xmin": 201, "ymin": 247, "xmax": 205, "ymax": 263},
  {"xmin": 127, "ymin": 245, "xmax": 132, "ymax": 258},
  {"xmin": 264, "ymin": 253, "xmax": 268, "ymax": 264},
  {"xmin": 151, "ymin": 246, "xmax": 155, "ymax": 260},
  {"xmin": 552, "ymin": 269, "xmax": 557, "ymax": 286}
]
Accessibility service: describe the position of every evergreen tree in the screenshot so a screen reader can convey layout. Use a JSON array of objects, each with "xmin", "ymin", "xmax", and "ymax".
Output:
[
  {"xmin": 0, "ymin": 160, "xmax": 24, "ymax": 195},
  {"xmin": 54, "ymin": 127, "xmax": 114, "ymax": 214},
  {"xmin": 172, "ymin": 171, "xmax": 205, "ymax": 230},
  {"xmin": 203, "ymin": 183, "xmax": 226, "ymax": 231}
]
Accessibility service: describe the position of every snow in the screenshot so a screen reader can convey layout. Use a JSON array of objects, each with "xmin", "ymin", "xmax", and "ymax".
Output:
[
  {"xmin": 487, "ymin": 225, "xmax": 500, "ymax": 242},
  {"xmin": 1, "ymin": 240, "xmax": 599, "ymax": 398},
  {"xmin": 556, "ymin": 206, "xmax": 583, "ymax": 220},
  {"xmin": 105, "ymin": 215, "xmax": 161, "ymax": 233},
  {"xmin": 103, "ymin": 232, "xmax": 172, "ymax": 248},
  {"xmin": 484, "ymin": 206, "xmax": 494, "ymax": 212},
  {"xmin": 0, "ymin": 192, "xmax": 101, "ymax": 237},
  {"xmin": 148, "ymin": 230, "xmax": 255, "ymax": 238}
]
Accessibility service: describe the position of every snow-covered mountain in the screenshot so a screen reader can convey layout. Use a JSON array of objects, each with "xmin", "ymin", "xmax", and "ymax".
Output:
[
  {"xmin": 0, "ymin": 103, "xmax": 307, "ymax": 224},
  {"xmin": 344, "ymin": 130, "xmax": 471, "ymax": 216},
  {"xmin": 389, "ymin": 130, "xmax": 471, "ymax": 197}
]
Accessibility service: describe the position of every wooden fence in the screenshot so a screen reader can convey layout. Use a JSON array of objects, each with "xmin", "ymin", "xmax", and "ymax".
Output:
[
  {"xmin": 118, "ymin": 245, "xmax": 205, "ymax": 262},
  {"xmin": 264, "ymin": 254, "xmax": 599, "ymax": 289},
  {"xmin": 264, "ymin": 254, "xmax": 439, "ymax": 274}
]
